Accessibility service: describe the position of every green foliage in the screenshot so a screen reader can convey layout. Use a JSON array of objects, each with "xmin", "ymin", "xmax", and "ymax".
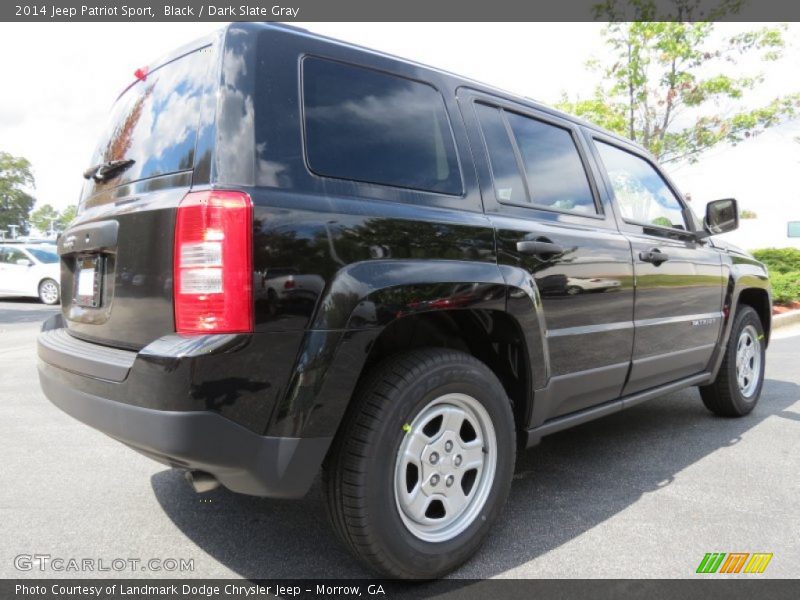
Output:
[
  {"xmin": 739, "ymin": 209, "xmax": 757, "ymax": 219},
  {"xmin": 751, "ymin": 248, "xmax": 800, "ymax": 304},
  {"xmin": 28, "ymin": 204, "xmax": 77, "ymax": 235},
  {"xmin": 651, "ymin": 216, "xmax": 674, "ymax": 227},
  {"xmin": 558, "ymin": 4, "xmax": 799, "ymax": 164},
  {"xmin": 0, "ymin": 151, "xmax": 36, "ymax": 237},
  {"xmin": 29, "ymin": 204, "xmax": 60, "ymax": 233},
  {"xmin": 770, "ymin": 271, "xmax": 800, "ymax": 304},
  {"xmin": 57, "ymin": 205, "xmax": 78, "ymax": 230},
  {"xmin": 592, "ymin": 0, "xmax": 745, "ymax": 21},
  {"xmin": 751, "ymin": 248, "xmax": 800, "ymax": 274}
]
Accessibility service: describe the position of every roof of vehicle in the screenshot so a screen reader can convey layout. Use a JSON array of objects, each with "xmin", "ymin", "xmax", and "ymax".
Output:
[
  {"xmin": 120, "ymin": 22, "xmax": 651, "ymax": 161},
  {"xmin": 116, "ymin": 28, "xmax": 222, "ymax": 101}
]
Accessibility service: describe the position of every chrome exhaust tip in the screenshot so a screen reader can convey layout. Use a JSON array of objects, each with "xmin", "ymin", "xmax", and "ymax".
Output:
[{"xmin": 184, "ymin": 470, "xmax": 221, "ymax": 493}]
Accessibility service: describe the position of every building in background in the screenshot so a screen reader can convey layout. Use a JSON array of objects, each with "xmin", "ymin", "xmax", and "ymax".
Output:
[{"xmin": 670, "ymin": 124, "xmax": 800, "ymax": 251}]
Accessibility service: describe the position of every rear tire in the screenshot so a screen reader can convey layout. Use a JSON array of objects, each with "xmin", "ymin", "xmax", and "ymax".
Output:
[
  {"xmin": 699, "ymin": 305, "xmax": 765, "ymax": 417},
  {"xmin": 323, "ymin": 348, "xmax": 516, "ymax": 578},
  {"xmin": 38, "ymin": 279, "xmax": 60, "ymax": 305}
]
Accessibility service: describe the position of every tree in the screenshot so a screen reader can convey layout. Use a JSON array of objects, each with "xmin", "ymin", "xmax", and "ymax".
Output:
[
  {"xmin": 558, "ymin": 1, "xmax": 800, "ymax": 164},
  {"xmin": 0, "ymin": 151, "xmax": 35, "ymax": 237},
  {"xmin": 29, "ymin": 203, "xmax": 78, "ymax": 235},
  {"xmin": 57, "ymin": 205, "xmax": 78, "ymax": 230},
  {"xmin": 29, "ymin": 204, "xmax": 60, "ymax": 233}
]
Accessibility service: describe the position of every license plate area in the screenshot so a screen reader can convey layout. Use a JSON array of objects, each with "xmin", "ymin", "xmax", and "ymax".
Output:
[{"xmin": 74, "ymin": 255, "xmax": 103, "ymax": 308}]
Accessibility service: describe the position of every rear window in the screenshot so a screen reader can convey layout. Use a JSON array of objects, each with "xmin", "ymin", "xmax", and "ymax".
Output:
[
  {"xmin": 26, "ymin": 246, "xmax": 59, "ymax": 264},
  {"xmin": 86, "ymin": 47, "xmax": 212, "ymax": 191},
  {"xmin": 302, "ymin": 57, "xmax": 462, "ymax": 195}
]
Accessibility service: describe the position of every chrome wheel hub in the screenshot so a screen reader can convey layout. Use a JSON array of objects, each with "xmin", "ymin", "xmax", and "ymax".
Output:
[
  {"xmin": 40, "ymin": 281, "xmax": 58, "ymax": 304},
  {"xmin": 394, "ymin": 393, "xmax": 496, "ymax": 543},
  {"xmin": 735, "ymin": 324, "xmax": 761, "ymax": 398}
]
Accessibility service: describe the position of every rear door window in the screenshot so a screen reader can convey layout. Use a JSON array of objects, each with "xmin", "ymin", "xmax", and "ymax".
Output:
[
  {"xmin": 475, "ymin": 104, "xmax": 598, "ymax": 214},
  {"xmin": 302, "ymin": 57, "xmax": 462, "ymax": 195}
]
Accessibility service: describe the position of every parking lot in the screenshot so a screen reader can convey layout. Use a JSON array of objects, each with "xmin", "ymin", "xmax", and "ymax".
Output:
[{"xmin": 1, "ymin": 298, "xmax": 798, "ymax": 579}]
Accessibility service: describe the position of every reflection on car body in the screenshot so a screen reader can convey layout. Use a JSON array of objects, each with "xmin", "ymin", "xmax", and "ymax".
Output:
[{"xmin": 566, "ymin": 277, "xmax": 621, "ymax": 295}]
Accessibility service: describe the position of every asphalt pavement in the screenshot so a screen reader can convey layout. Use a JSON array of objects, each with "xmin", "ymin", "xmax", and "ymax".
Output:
[{"xmin": 1, "ymin": 298, "xmax": 798, "ymax": 579}]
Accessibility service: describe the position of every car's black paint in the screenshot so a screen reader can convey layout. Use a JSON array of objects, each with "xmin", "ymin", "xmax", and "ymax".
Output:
[
  {"xmin": 38, "ymin": 23, "xmax": 771, "ymax": 499},
  {"xmin": 39, "ymin": 346, "xmax": 329, "ymax": 498}
]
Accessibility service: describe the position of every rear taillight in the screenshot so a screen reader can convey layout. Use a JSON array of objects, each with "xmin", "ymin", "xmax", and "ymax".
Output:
[{"xmin": 174, "ymin": 190, "xmax": 253, "ymax": 334}]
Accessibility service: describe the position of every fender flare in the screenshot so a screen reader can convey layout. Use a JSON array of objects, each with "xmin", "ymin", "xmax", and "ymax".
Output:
[
  {"xmin": 268, "ymin": 259, "xmax": 549, "ymax": 440},
  {"xmin": 707, "ymin": 256, "xmax": 771, "ymax": 380}
]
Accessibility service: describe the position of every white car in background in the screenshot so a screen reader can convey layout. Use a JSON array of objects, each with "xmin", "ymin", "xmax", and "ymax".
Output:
[
  {"xmin": 565, "ymin": 276, "xmax": 622, "ymax": 295},
  {"xmin": 0, "ymin": 243, "xmax": 61, "ymax": 304}
]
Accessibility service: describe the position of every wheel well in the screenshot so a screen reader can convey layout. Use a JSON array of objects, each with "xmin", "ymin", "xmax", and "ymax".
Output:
[
  {"xmin": 737, "ymin": 288, "xmax": 771, "ymax": 344},
  {"xmin": 362, "ymin": 309, "xmax": 531, "ymax": 437}
]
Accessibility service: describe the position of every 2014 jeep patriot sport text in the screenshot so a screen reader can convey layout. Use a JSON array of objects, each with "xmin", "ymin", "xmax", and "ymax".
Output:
[{"xmin": 38, "ymin": 23, "xmax": 771, "ymax": 578}]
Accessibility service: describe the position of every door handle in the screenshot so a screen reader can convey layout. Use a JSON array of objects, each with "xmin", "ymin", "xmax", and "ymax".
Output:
[
  {"xmin": 517, "ymin": 240, "xmax": 564, "ymax": 257},
  {"xmin": 639, "ymin": 248, "xmax": 670, "ymax": 265}
]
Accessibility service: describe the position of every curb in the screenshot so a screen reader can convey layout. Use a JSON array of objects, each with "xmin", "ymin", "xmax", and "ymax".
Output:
[{"xmin": 773, "ymin": 309, "xmax": 800, "ymax": 330}]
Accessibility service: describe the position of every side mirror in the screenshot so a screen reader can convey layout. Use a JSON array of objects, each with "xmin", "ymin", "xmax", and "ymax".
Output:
[
  {"xmin": 15, "ymin": 258, "xmax": 33, "ymax": 267},
  {"xmin": 700, "ymin": 198, "xmax": 739, "ymax": 238}
]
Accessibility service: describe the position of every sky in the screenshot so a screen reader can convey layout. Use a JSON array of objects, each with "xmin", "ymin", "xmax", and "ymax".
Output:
[{"xmin": 0, "ymin": 22, "xmax": 798, "ymax": 248}]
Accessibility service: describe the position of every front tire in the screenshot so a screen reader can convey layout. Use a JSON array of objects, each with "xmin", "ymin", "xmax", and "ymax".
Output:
[
  {"xmin": 699, "ymin": 305, "xmax": 765, "ymax": 417},
  {"xmin": 323, "ymin": 348, "xmax": 516, "ymax": 578},
  {"xmin": 38, "ymin": 279, "xmax": 60, "ymax": 305}
]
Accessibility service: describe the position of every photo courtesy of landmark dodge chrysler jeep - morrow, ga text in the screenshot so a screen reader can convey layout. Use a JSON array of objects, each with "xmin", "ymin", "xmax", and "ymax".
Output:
[{"xmin": 37, "ymin": 24, "xmax": 771, "ymax": 578}]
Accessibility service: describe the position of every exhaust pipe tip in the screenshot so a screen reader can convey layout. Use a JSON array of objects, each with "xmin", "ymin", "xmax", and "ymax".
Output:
[{"xmin": 184, "ymin": 470, "xmax": 221, "ymax": 493}]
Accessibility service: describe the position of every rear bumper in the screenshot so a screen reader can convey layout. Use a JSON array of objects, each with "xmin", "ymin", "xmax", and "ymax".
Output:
[{"xmin": 37, "ymin": 315, "xmax": 330, "ymax": 498}]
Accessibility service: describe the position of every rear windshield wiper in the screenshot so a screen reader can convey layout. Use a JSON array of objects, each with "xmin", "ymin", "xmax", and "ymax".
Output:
[{"xmin": 83, "ymin": 159, "xmax": 135, "ymax": 183}]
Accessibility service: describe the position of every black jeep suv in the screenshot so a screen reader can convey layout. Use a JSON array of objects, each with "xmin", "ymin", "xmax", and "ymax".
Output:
[{"xmin": 38, "ymin": 23, "xmax": 771, "ymax": 578}]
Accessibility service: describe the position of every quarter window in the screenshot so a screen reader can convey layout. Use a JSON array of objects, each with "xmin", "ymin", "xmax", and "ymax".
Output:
[
  {"xmin": 474, "ymin": 103, "xmax": 527, "ymax": 205},
  {"xmin": 302, "ymin": 57, "xmax": 462, "ymax": 195},
  {"xmin": 595, "ymin": 141, "xmax": 687, "ymax": 230}
]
